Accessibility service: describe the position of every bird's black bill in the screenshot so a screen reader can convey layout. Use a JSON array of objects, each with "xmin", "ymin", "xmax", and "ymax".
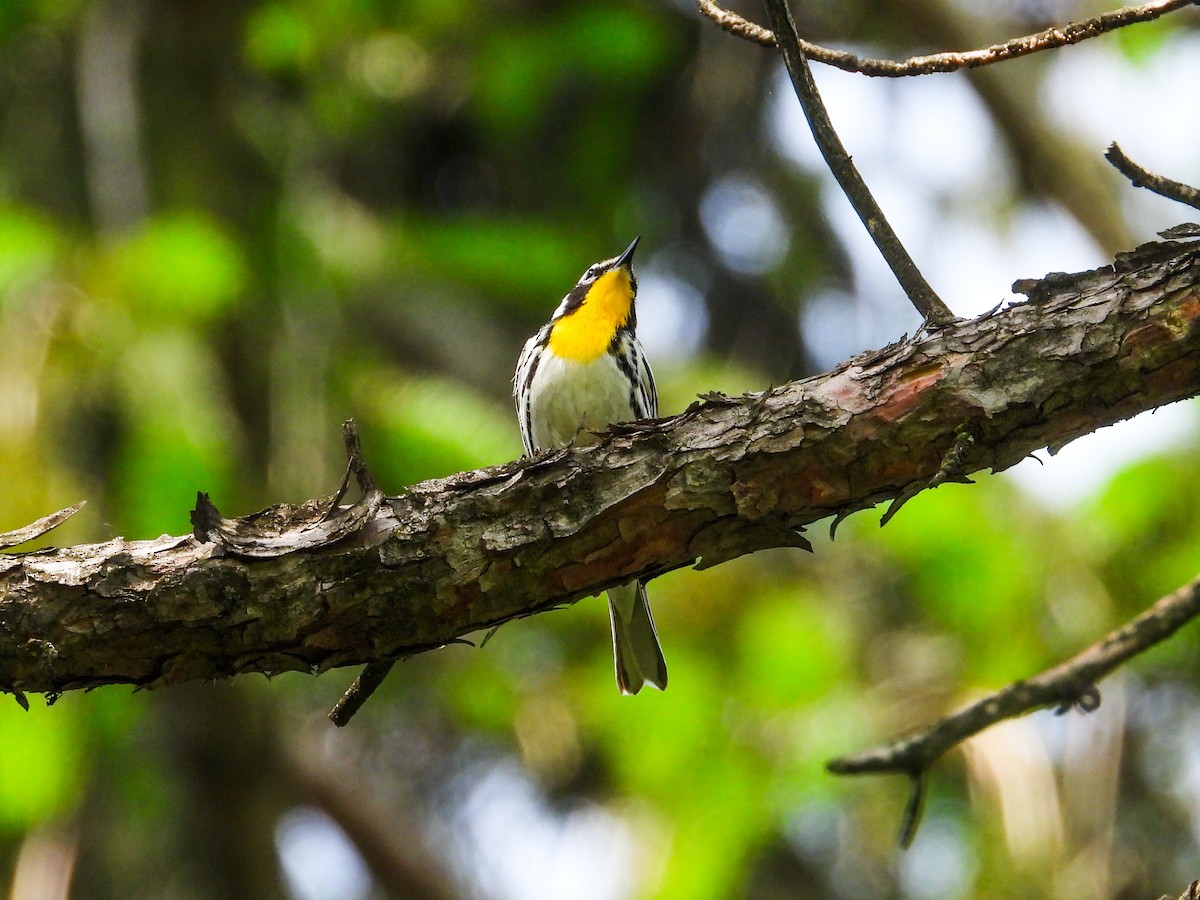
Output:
[{"xmin": 615, "ymin": 236, "xmax": 640, "ymax": 270}]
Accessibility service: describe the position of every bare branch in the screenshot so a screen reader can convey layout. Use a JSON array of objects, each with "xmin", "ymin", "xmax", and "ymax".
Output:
[
  {"xmin": 761, "ymin": 0, "xmax": 956, "ymax": 326},
  {"xmin": 827, "ymin": 572, "xmax": 1200, "ymax": 816},
  {"xmin": 1106, "ymin": 142, "xmax": 1200, "ymax": 212},
  {"xmin": 696, "ymin": 0, "xmax": 775, "ymax": 46},
  {"xmin": 0, "ymin": 237, "xmax": 1198, "ymax": 701},
  {"xmin": 698, "ymin": 0, "xmax": 1197, "ymax": 77},
  {"xmin": 329, "ymin": 660, "xmax": 396, "ymax": 726}
]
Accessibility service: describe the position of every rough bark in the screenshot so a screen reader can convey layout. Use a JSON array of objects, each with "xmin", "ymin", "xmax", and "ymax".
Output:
[{"xmin": 2, "ymin": 236, "xmax": 1199, "ymax": 699}]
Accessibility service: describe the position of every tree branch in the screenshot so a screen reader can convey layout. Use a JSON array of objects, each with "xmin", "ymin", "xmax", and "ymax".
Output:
[
  {"xmin": 828, "ymin": 571, "xmax": 1200, "ymax": 843},
  {"xmin": 1160, "ymin": 879, "xmax": 1200, "ymax": 900},
  {"xmin": 761, "ymin": 0, "xmax": 956, "ymax": 326},
  {"xmin": 697, "ymin": 0, "xmax": 1197, "ymax": 77},
  {"xmin": 0, "ymin": 502, "xmax": 86, "ymax": 550},
  {"xmin": 1106, "ymin": 142, "xmax": 1200, "ymax": 212},
  {"xmin": 329, "ymin": 659, "xmax": 396, "ymax": 726},
  {"xmin": 1, "ymin": 235, "xmax": 1199, "ymax": 701}
]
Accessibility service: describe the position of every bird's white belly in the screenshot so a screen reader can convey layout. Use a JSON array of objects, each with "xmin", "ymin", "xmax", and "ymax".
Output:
[{"xmin": 528, "ymin": 351, "xmax": 633, "ymax": 451}]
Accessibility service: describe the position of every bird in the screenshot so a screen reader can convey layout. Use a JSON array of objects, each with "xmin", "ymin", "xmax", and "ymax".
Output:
[{"xmin": 513, "ymin": 236, "xmax": 667, "ymax": 695}]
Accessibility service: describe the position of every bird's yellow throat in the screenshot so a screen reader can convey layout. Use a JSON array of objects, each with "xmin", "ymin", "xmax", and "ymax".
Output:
[{"xmin": 546, "ymin": 269, "xmax": 633, "ymax": 363}]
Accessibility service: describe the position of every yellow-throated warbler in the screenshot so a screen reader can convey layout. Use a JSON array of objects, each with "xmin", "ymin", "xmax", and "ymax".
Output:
[{"xmin": 513, "ymin": 236, "xmax": 667, "ymax": 694}]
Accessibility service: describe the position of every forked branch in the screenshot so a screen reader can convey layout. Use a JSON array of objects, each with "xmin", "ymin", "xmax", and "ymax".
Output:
[
  {"xmin": 828, "ymin": 572, "xmax": 1200, "ymax": 844},
  {"xmin": 761, "ymin": 0, "xmax": 956, "ymax": 326}
]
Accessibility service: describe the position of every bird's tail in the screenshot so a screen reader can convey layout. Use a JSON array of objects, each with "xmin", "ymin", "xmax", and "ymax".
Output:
[{"xmin": 607, "ymin": 581, "xmax": 667, "ymax": 695}]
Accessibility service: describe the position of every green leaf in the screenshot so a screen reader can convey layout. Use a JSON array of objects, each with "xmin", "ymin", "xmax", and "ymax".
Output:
[
  {"xmin": 736, "ymin": 587, "xmax": 852, "ymax": 709},
  {"xmin": 1112, "ymin": 16, "xmax": 1177, "ymax": 65},
  {"xmin": 99, "ymin": 212, "xmax": 245, "ymax": 326},
  {"xmin": 353, "ymin": 369, "xmax": 521, "ymax": 484},
  {"xmin": 243, "ymin": 3, "xmax": 318, "ymax": 73},
  {"xmin": 0, "ymin": 205, "xmax": 60, "ymax": 297},
  {"xmin": 112, "ymin": 330, "xmax": 237, "ymax": 537},
  {"xmin": 0, "ymin": 700, "xmax": 85, "ymax": 827},
  {"xmin": 393, "ymin": 218, "xmax": 582, "ymax": 310}
]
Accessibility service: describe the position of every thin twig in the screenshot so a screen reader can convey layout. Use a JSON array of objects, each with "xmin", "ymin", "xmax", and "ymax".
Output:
[
  {"xmin": 761, "ymin": 0, "xmax": 956, "ymax": 326},
  {"xmin": 1106, "ymin": 142, "xmax": 1200, "ymax": 212},
  {"xmin": 879, "ymin": 423, "xmax": 977, "ymax": 527},
  {"xmin": 697, "ymin": 0, "xmax": 1197, "ymax": 77},
  {"xmin": 326, "ymin": 418, "xmax": 380, "ymax": 519},
  {"xmin": 327, "ymin": 420, "xmax": 393, "ymax": 727},
  {"xmin": 329, "ymin": 660, "xmax": 397, "ymax": 727},
  {"xmin": 0, "ymin": 502, "xmax": 87, "ymax": 551},
  {"xmin": 898, "ymin": 771, "xmax": 928, "ymax": 849},
  {"xmin": 828, "ymin": 572, "xmax": 1200, "ymax": 778}
]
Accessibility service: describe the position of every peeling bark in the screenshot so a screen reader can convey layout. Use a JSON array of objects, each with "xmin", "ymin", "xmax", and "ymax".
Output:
[{"xmin": 2, "ymin": 236, "xmax": 1199, "ymax": 698}]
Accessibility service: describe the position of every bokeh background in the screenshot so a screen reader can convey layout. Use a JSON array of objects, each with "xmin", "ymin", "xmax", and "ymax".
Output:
[{"xmin": 2, "ymin": 0, "xmax": 1200, "ymax": 897}]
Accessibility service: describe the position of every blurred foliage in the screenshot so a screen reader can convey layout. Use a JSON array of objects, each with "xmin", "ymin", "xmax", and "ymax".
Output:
[{"xmin": 0, "ymin": 0, "xmax": 1199, "ymax": 898}]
